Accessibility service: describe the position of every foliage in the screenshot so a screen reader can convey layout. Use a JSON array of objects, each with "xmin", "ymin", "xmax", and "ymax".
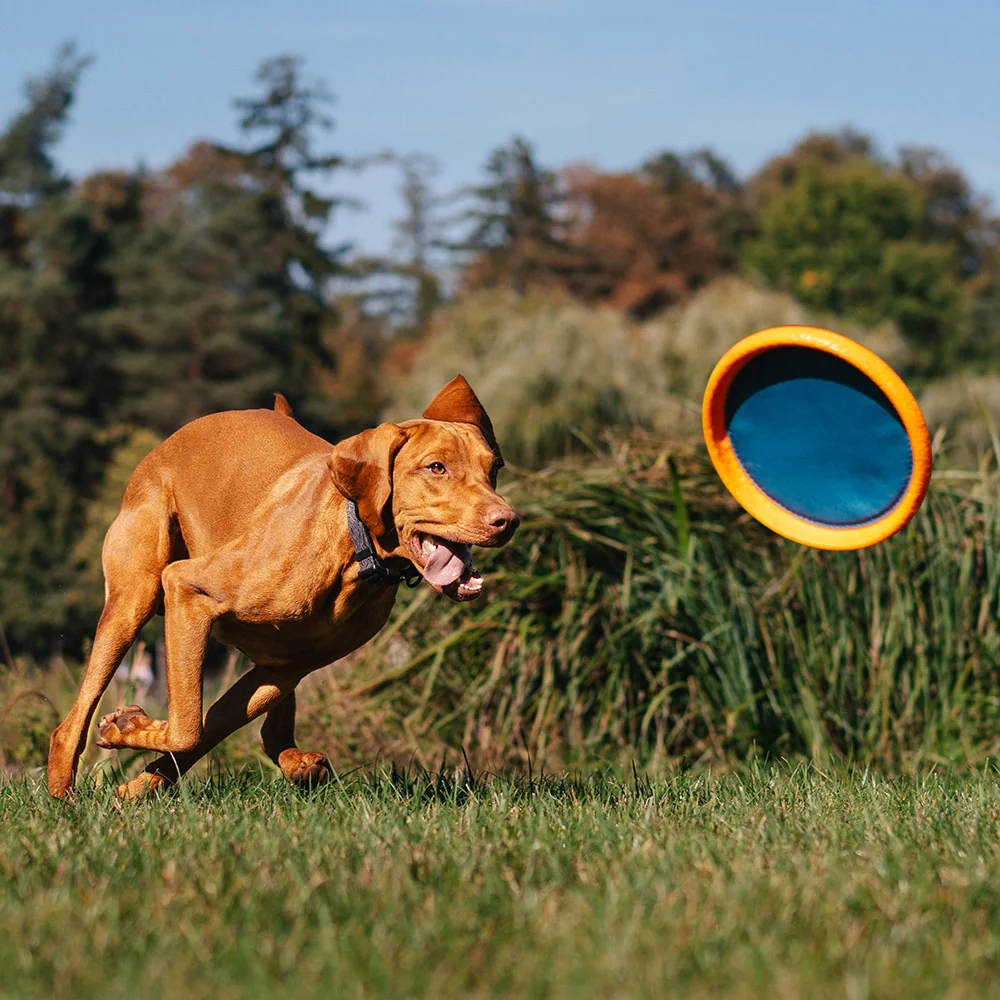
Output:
[
  {"xmin": 102, "ymin": 57, "xmax": 355, "ymax": 439},
  {"xmin": 5, "ymin": 767, "xmax": 1000, "ymax": 998},
  {"xmin": 557, "ymin": 149, "xmax": 753, "ymax": 317},
  {"xmin": 0, "ymin": 46, "xmax": 122, "ymax": 654},
  {"xmin": 742, "ymin": 159, "xmax": 964, "ymax": 371},
  {"xmin": 744, "ymin": 131, "xmax": 1000, "ymax": 373},
  {"xmin": 457, "ymin": 135, "xmax": 570, "ymax": 293}
]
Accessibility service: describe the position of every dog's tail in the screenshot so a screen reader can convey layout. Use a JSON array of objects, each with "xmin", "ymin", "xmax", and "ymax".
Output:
[{"xmin": 273, "ymin": 393, "xmax": 294, "ymax": 418}]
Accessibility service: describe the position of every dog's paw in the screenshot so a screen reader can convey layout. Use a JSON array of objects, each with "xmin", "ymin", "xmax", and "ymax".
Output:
[
  {"xmin": 116, "ymin": 771, "xmax": 169, "ymax": 800},
  {"xmin": 277, "ymin": 749, "xmax": 332, "ymax": 787},
  {"xmin": 96, "ymin": 705, "xmax": 151, "ymax": 748}
]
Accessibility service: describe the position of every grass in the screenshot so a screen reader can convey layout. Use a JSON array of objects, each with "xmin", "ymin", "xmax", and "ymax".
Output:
[{"xmin": 3, "ymin": 764, "xmax": 1000, "ymax": 999}]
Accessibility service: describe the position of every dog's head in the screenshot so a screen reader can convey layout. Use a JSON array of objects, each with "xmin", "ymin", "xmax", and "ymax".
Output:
[{"xmin": 329, "ymin": 375, "xmax": 519, "ymax": 601}]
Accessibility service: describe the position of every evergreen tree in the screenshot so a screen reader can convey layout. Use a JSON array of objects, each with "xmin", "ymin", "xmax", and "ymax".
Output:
[
  {"xmin": 458, "ymin": 136, "xmax": 569, "ymax": 293},
  {"xmin": 0, "ymin": 45, "xmax": 127, "ymax": 653},
  {"xmin": 104, "ymin": 56, "xmax": 366, "ymax": 439}
]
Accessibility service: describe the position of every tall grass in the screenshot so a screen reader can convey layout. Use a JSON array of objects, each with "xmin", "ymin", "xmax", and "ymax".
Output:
[{"xmin": 303, "ymin": 434, "xmax": 1000, "ymax": 772}]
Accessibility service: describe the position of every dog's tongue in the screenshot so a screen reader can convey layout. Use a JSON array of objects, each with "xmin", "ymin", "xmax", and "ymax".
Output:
[{"xmin": 422, "ymin": 538, "xmax": 471, "ymax": 587}]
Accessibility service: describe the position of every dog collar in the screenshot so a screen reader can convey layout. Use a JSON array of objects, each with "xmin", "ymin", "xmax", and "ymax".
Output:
[{"xmin": 345, "ymin": 500, "xmax": 422, "ymax": 587}]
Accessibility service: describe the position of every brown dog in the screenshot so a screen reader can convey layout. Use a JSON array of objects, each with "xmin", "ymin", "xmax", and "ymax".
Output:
[{"xmin": 47, "ymin": 376, "xmax": 518, "ymax": 799}]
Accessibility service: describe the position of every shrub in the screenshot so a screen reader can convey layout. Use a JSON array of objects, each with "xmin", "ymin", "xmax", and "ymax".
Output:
[{"xmin": 389, "ymin": 279, "xmax": 910, "ymax": 463}]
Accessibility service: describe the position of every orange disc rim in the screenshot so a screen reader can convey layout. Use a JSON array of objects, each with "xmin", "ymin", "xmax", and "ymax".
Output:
[{"xmin": 701, "ymin": 325, "xmax": 931, "ymax": 551}]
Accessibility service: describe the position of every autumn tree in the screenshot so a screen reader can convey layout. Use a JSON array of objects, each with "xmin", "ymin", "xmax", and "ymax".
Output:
[{"xmin": 557, "ymin": 149, "xmax": 751, "ymax": 318}]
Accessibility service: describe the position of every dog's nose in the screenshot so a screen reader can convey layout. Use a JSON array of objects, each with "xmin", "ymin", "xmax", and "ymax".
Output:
[{"xmin": 486, "ymin": 505, "xmax": 519, "ymax": 536}]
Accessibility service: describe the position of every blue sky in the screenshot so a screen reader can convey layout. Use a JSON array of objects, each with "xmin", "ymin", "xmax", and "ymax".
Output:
[{"xmin": 2, "ymin": 1, "xmax": 998, "ymax": 255}]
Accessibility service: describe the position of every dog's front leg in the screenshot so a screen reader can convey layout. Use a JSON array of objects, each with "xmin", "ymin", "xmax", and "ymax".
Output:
[
  {"xmin": 96, "ymin": 559, "xmax": 220, "ymax": 754},
  {"xmin": 260, "ymin": 689, "xmax": 332, "ymax": 786}
]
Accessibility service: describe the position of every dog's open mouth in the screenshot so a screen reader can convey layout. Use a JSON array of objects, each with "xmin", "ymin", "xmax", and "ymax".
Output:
[{"xmin": 412, "ymin": 532, "xmax": 484, "ymax": 601}]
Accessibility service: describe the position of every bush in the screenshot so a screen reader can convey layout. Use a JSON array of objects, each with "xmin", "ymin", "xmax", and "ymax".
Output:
[
  {"xmin": 920, "ymin": 374, "xmax": 1000, "ymax": 467},
  {"xmin": 299, "ymin": 434, "xmax": 1000, "ymax": 772},
  {"xmin": 389, "ymin": 280, "xmax": 910, "ymax": 463}
]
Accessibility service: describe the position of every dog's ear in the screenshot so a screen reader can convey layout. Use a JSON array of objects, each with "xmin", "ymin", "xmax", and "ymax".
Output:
[
  {"xmin": 422, "ymin": 374, "xmax": 504, "ymax": 468},
  {"xmin": 329, "ymin": 423, "xmax": 409, "ymax": 539}
]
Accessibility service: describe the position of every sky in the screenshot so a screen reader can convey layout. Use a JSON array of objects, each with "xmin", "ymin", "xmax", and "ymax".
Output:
[{"xmin": 2, "ymin": 1, "xmax": 998, "ymax": 257}]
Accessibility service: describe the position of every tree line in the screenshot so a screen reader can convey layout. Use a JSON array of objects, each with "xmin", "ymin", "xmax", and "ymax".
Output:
[{"xmin": 2, "ymin": 45, "xmax": 999, "ymax": 657}]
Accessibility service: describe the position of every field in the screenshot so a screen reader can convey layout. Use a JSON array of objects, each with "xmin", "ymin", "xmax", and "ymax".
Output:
[
  {"xmin": 5, "ymin": 439, "xmax": 1000, "ymax": 999},
  {"xmin": 2, "ymin": 764, "xmax": 1000, "ymax": 999}
]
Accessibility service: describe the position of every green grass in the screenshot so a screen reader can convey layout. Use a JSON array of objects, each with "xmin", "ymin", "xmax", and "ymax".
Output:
[{"xmin": 3, "ymin": 765, "xmax": 1000, "ymax": 999}]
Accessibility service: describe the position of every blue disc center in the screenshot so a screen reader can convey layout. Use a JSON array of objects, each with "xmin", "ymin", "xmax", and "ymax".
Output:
[{"xmin": 724, "ymin": 346, "xmax": 913, "ymax": 527}]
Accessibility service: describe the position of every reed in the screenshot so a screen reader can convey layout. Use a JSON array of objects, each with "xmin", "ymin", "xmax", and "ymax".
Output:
[{"xmin": 310, "ymin": 434, "xmax": 1000, "ymax": 771}]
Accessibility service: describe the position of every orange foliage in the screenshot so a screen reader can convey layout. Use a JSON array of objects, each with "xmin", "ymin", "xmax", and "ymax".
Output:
[{"xmin": 558, "ymin": 164, "xmax": 743, "ymax": 318}]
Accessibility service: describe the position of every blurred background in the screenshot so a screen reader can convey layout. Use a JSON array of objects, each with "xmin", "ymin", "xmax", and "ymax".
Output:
[{"xmin": 4, "ymin": 2, "xmax": 1000, "ymax": 773}]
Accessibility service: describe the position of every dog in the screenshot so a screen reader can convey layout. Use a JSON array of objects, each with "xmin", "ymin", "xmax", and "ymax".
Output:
[{"xmin": 47, "ymin": 375, "xmax": 519, "ymax": 799}]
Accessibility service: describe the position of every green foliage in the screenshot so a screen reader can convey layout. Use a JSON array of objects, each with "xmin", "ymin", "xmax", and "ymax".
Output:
[
  {"xmin": 458, "ymin": 135, "xmax": 570, "ymax": 293},
  {"xmin": 742, "ymin": 138, "xmax": 990, "ymax": 375},
  {"xmin": 0, "ymin": 42, "xmax": 89, "ymax": 199},
  {"xmin": 0, "ymin": 48, "xmax": 122, "ymax": 653},
  {"xmin": 5, "ymin": 767, "xmax": 1000, "ymax": 998},
  {"xmin": 743, "ymin": 160, "xmax": 965, "ymax": 371},
  {"xmin": 104, "ymin": 56, "xmax": 353, "ymax": 438}
]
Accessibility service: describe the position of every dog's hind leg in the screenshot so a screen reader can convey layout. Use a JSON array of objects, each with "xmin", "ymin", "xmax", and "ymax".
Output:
[
  {"xmin": 94, "ymin": 556, "xmax": 222, "ymax": 755},
  {"xmin": 260, "ymin": 690, "xmax": 332, "ymax": 786},
  {"xmin": 113, "ymin": 662, "xmax": 310, "ymax": 799},
  {"xmin": 47, "ymin": 502, "xmax": 168, "ymax": 799}
]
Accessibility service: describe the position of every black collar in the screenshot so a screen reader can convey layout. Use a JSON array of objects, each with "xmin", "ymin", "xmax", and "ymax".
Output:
[{"xmin": 345, "ymin": 500, "xmax": 422, "ymax": 587}]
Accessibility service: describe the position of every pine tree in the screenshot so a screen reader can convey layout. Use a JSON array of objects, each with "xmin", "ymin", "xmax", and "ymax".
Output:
[
  {"xmin": 458, "ymin": 136, "xmax": 569, "ymax": 293},
  {"xmin": 0, "ymin": 45, "xmax": 126, "ymax": 653},
  {"xmin": 104, "ymin": 56, "xmax": 367, "ymax": 440}
]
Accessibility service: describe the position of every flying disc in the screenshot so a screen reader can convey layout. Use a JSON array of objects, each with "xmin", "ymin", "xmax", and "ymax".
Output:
[{"xmin": 702, "ymin": 326, "xmax": 931, "ymax": 550}]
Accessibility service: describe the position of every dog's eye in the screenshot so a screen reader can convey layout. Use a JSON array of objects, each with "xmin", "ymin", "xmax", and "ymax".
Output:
[{"xmin": 428, "ymin": 462, "xmax": 446, "ymax": 475}]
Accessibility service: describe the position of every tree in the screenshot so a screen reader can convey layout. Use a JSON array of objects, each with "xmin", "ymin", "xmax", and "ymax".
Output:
[
  {"xmin": 387, "ymin": 153, "xmax": 444, "ymax": 335},
  {"xmin": 457, "ymin": 136, "xmax": 570, "ymax": 293},
  {"xmin": 353, "ymin": 153, "xmax": 445, "ymax": 339},
  {"xmin": 556, "ymin": 149, "xmax": 751, "ymax": 318},
  {"xmin": 743, "ymin": 157, "xmax": 964, "ymax": 372},
  {"xmin": 104, "ymin": 56, "xmax": 373, "ymax": 440},
  {"xmin": 0, "ymin": 45, "xmax": 128, "ymax": 653}
]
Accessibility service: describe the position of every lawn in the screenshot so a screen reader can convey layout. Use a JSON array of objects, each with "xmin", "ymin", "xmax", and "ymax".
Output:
[{"xmin": 2, "ymin": 764, "xmax": 1000, "ymax": 999}]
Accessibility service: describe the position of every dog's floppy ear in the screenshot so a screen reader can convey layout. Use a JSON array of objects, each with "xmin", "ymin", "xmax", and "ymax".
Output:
[
  {"xmin": 329, "ymin": 423, "xmax": 409, "ymax": 539},
  {"xmin": 422, "ymin": 374, "xmax": 504, "ymax": 468}
]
